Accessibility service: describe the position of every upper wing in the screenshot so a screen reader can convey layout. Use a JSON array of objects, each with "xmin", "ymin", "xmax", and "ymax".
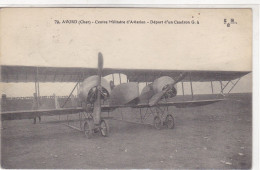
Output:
[
  {"xmin": 108, "ymin": 69, "xmax": 250, "ymax": 82},
  {"xmin": 1, "ymin": 65, "xmax": 250, "ymax": 83}
]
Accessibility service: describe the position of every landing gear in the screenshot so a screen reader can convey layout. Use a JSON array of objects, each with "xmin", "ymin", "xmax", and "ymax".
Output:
[
  {"xmin": 33, "ymin": 116, "xmax": 41, "ymax": 124},
  {"xmin": 152, "ymin": 106, "xmax": 175, "ymax": 130},
  {"xmin": 84, "ymin": 119, "xmax": 94, "ymax": 139},
  {"xmin": 153, "ymin": 116, "xmax": 162, "ymax": 129},
  {"xmin": 165, "ymin": 114, "xmax": 175, "ymax": 129},
  {"xmin": 153, "ymin": 114, "xmax": 175, "ymax": 129},
  {"xmin": 100, "ymin": 119, "xmax": 109, "ymax": 137},
  {"xmin": 83, "ymin": 118, "xmax": 109, "ymax": 138}
]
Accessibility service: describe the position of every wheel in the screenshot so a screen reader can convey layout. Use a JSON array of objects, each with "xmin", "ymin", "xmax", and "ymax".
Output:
[
  {"xmin": 84, "ymin": 119, "xmax": 94, "ymax": 139},
  {"xmin": 165, "ymin": 114, "xmax": 175, "ymax": 129},
  {"xmin": 153, "ymin": 116, "xmax": 162, "ymax": 130},
  {"xmin": 100, "ymin": 119, "xmax": 109, "ymax": 137}
]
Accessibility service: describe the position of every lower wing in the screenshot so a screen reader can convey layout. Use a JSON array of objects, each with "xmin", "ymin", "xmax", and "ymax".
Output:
[
  {"xmin": 135, "ymin": 98, "xmax": 224, "ymax": 108},
  {"xmin": 1, "ymin": 98, "xmax": 224, "ymax": 120},
  {"xmin": 1, "ymin": 107, "xmax": 84, "ymax": 120},
  {"xmin": 101, "ymin": 98, "xmax": 225, "ymax": 109}
]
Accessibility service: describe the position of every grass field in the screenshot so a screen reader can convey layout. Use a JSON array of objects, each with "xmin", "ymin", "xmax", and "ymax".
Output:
[{"xmin": 1, "ymin": 93, "xmax": 252, "ymax": 169}]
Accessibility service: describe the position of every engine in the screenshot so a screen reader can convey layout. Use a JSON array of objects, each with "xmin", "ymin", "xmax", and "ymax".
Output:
[
  {"xmin": 152, "ymin": 76, "xmax": 177, "ymax": 98},
  {"xmin": 78, "ymin": 75, "xmax": 111, "ymax": 104},
  {"xmin": 139, "ymin": 76, "xmax": 177, "ymax": 103}
]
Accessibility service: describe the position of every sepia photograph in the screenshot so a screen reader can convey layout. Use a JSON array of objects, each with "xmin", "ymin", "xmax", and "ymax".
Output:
[{"xmin": 0, "ymin": 7, "xmax": 253, "ymax": 169}]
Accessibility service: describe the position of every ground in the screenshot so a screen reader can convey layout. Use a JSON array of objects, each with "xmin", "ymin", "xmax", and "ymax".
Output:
[{"xmin": 1, "ymin": 93, "xmax": 252, "ymax": 169}]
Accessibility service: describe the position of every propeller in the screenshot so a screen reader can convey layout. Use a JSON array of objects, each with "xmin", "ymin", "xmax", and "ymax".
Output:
[
  {"xmin": 93, "ymin": 52, "xmax": 103, "ymax": 125},
  {"xmin": 149, "ymin": 72, "xmax": 187, "ymax": 106}
]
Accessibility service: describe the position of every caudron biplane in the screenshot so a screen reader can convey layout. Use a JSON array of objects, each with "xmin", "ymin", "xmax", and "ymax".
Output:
[{"xmin": 1, "ymin": 53, "xmax": 249, "ymax": 138}]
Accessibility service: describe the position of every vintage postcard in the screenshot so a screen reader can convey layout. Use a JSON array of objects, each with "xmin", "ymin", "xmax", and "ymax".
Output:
[{"xmin": 0, "ymin": 8, "xmax": 252, "ymax": 169}]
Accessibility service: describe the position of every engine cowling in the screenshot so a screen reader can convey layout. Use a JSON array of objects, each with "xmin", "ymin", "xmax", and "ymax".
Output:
[
  {"xmin": 139, "ymin": 76, "xmax": 177, "ymax": 103},
  {"xmin": 153, "ymin": 76, "xmax": 177, "ymax": 98},
  {"xmin": 78, "ymin": 75, "xmax": 111, "ymax": 104}
]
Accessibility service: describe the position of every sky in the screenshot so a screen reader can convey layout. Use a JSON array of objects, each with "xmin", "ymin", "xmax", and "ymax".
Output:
[{"xmin": 0, "ymin": 8, "xmax": 252, "ymax": 97}]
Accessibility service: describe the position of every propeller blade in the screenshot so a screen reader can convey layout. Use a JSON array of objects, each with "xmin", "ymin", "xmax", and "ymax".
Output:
[
  {"xmin": 149, "ymin": 91, "xmax": 166, "ymax": 106},
  {"xmin": 173, "ymin": 72, "xmax": 187, "ymax": 85},
  {"xmin": 98, "ymin": 52, "xmax": 103, "ymax": 71},
  {"xmin": 94, "ymin": 52, "xmax": 103, "ymax": 125}
]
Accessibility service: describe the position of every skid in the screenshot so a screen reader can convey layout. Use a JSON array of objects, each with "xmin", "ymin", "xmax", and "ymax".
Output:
[
  {"xmin": 114, "ymin": 105, "xmax": 174, "ymax": 129},
  {"xmin": 63, "ymin": 111, "xmax": 113, "ymax": 133},
  {"xmin": 111, "ymin": 117, "xmax": 154, "ymax": 127},
  {"xmin": 63, "ymin": 111, "xmax": 93, "ymax": 132}
]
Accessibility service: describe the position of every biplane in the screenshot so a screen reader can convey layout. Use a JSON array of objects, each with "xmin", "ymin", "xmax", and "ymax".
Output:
[{"xmin": 1, "ymin": 52, "xmax": 250, "ymax": 138}]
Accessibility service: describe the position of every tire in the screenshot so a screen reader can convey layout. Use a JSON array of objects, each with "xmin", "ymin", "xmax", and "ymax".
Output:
[
  {"xmin": 153, "ymin": 116, "xmax": 162, "ymax": 130},
  {"xmin": 165, "ymin": 114, "xmax": 175, "ymax": 129},
  {"xmin": 100, "ymin": 119, "xmax": 109, "ymax": 137}
]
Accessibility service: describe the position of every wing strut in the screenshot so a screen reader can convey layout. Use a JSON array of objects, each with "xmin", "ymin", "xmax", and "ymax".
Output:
[
  {"xmin": 112, "ymin": 74, "xmax": 114, "ymax": 82},
  {"xmin": 220, "ymin": 81, "xmax": 231, "ymax": 94},
  {"xmin": 34, "ymin": 67, "xmax": 40, "ymax": 109},
  {"xmin": 61, "ymin": 82, "xmax": 79, "ymax": 108},
  {"xmin": 227, "ymin": 78, "xmax": 241, "ymax": 93},
  {"xmin": 181, "ymin": 81, "xmax": 185, "ymax": 96},
  {"xmin": 119, "ymin": 73, "xmax": 122, "ymax": 84},
  {"xmin": 211, "ymin": 81, "xmax": 214, "ymax": 94},
  {"xmin": 220, "ymin": 81, "xmax": 223, "ymax": 94},
  {"xmin": 189, "ymin": 72, "xmax": 194, "ymax": 100},
  {"xmin": 215, "ymin": 77, "xmax": 242, "ymax": 95}
]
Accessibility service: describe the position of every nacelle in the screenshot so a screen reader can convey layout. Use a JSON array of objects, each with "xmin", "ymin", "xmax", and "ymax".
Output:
[{"xmin": 108, "ymin": 82, "xmax": 139, "ymax": 106}]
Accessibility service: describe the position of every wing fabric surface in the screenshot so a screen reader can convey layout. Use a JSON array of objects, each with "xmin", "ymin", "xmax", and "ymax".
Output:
[
  {"xmin": 1, "ymin": 98, "xmax": 224, "ymax": 120},
  {"xmin": 1, "ymin": 65, "xmax": 250, "ymax": 83},
  {"xmin": 136, "ymin": 99, "xmax": 224, "ymax": 108},
  {"xmin": 1, "ymin": 108, "xmax": 84, "ymax": 120},
  {"xmin": 102, "ymin": 98, "xmax": 224, "ymax": 110},
  {"xmin": 1, "ymin": 105, "xmax": 115, "ymax": 120}
]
